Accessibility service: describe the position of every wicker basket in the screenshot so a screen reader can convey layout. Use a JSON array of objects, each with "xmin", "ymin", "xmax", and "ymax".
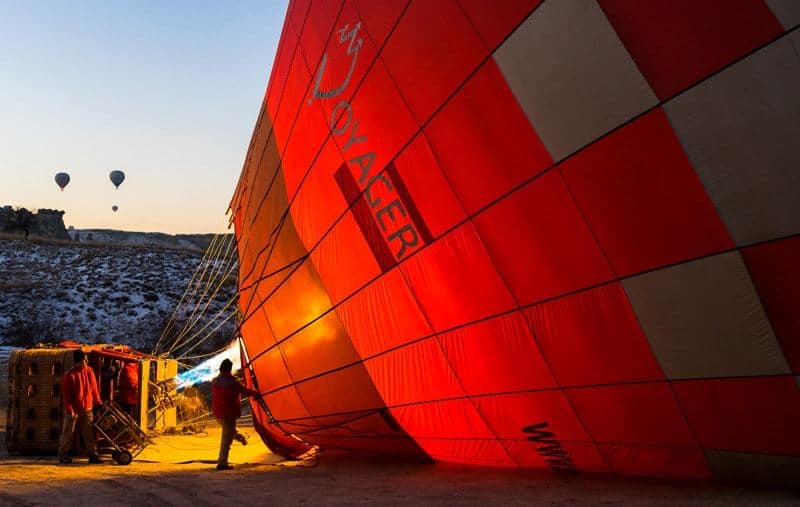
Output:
[{"xmin": 6, "ymin": 349, "xmax": 74, "ymax": 453}]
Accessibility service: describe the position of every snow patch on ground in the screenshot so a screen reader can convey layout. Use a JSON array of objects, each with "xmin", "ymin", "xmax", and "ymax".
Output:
[{"xmin": 0, "ymin": 239, "xmax": 236, "ymax": 354}]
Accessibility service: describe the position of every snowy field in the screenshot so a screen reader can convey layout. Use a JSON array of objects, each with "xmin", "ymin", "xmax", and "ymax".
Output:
[{"xmin": 0, "ymin": 238, "xmax": 236, "ymax": 354}]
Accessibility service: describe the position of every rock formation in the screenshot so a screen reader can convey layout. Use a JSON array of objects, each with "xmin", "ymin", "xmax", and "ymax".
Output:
[{"xmin": 0, "ymin": 206, "xmax": 70, "ymax": 240}]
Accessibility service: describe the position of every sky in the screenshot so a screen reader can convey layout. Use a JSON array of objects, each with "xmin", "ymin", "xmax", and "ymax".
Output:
[{"xmin": 0, "ymin": 0, "xmax": 289, "ymax": 234}]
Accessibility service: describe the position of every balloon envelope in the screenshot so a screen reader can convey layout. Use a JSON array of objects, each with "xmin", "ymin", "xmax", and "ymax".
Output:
[
  {"xmin": 111, "ymin": 205, "xmax": 119, "ymax": 212},
  {"xmin": 229, "ymin": 1, "xmax": 800, "ymax": 486},
  {"xmin": 54, "ymin": 172, "xmax": 70, "ymax": 191},
  {"xmin": 109, "ymin": 170, "xmax": 125, "ymax": 188}
]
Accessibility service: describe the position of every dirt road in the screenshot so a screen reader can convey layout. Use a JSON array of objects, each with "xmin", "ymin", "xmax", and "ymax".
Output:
[{"xmin": 1, "ymin": 411, "xmax": 798, "ymax": 507}]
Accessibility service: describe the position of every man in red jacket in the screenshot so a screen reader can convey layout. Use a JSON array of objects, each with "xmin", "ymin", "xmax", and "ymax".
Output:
[
  {"xmin": 211, "ymin": 358, "xmax": 259, "ymax": 470},
  {"xmin": 58, "ymin": 349, "xmax": 104, "ymax": 464},
  {"xmin": 117, "ymin": 361, "xmax": 140, "ymax": 419}
]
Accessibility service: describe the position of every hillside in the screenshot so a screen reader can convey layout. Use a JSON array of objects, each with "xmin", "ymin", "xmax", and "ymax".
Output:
[
  {"xmin": 0, "ymin": 238, "xmax": 237, "ymax": 355},
  {"xmin": 68, "ymin": 229, "xmax": 222, "ymax": 252}
]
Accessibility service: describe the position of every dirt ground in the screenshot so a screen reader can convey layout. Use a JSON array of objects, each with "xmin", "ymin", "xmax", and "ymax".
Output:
[{"xmin": 2, "ymin": 408, "xmax": 798, "ymax": 507}]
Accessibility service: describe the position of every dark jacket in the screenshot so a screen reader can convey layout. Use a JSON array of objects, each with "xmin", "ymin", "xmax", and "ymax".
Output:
[{"xmin": 211, "ymin": 372, "xmax": 259, "ymax": 420}]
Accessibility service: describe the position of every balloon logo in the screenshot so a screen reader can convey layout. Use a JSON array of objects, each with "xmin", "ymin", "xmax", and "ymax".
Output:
[
  {"xmin": 109, "ymin": 170, "xmax": 126, "ymax": 189},
  {"xmin": 112, "ymin": 205, "xmax": 119, "ymax": 212},
  {"xmin": 54, "ymin": 172, "xmax": 70, "ymax": 191}
]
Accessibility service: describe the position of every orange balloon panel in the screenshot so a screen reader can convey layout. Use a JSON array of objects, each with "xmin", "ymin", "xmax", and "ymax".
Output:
[{"xmin": 230, "ymin": 0, "xmax": 800, "ymax": 482}]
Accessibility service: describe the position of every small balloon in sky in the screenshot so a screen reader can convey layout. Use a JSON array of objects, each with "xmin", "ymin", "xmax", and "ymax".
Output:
[
  {"xmin": 112, "ymin": 205, "xmax": 119, "ymax": 212},
  {"xmin": 54, "ymin": 172, "xmax": 70, "ymax": 191},
  {"xmin": 109, "ymin": 170, "xmax": 126, "ymax": 189}
]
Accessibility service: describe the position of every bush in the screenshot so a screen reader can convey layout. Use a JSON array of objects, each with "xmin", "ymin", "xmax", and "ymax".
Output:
[{"xmin": 1, "ymin": 317, "xmax": 59, "ymax": 347}]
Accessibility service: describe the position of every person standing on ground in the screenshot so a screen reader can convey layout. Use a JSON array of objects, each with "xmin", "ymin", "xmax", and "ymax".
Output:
[
  {"xmin": 117, "ymin": 361, "xmax": 140, "ymax": 419},
  {"xmin": 211, "ymin": 358, "xmax": 259, "ymax": 470},
  {"xmin": 58, "ymin": 349, "xmax": 104, "ymax": 464}
]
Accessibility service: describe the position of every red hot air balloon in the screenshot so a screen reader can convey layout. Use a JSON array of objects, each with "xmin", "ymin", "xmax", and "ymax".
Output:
[
  {"xmin": 54, "ymin": 172, "xmax": 70, "ymax": 191},
  {"xmin": 228, "ymin": 0, "xmax": 800, "ymax": 486}
]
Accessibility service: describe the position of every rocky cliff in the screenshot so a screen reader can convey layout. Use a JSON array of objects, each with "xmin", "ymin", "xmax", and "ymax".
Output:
[{"xmin": 0, "ymin": 207, "xmax": 69, "ymax": 240}]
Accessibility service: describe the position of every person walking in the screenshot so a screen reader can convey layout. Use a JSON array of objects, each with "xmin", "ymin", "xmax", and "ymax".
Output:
[
  {"xmin": 211, "ymin": 358, "xmax": 259, "ymax": 470},
  {"xmin": 58, "ymin": 349, "xmax": 104, "ymax": 464}
]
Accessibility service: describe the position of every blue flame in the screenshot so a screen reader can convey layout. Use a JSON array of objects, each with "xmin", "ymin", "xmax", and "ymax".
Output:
[{"xmin": 174, "ymin": 341, "xmax": 241, "ymax": 390}]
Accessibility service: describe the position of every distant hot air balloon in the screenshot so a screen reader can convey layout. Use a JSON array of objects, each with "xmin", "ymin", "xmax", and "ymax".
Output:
[
  {"xmin": 54, "ymin": 172, "xmax": 70, "ymax": 191},
  {"xmin": 112, "ymin": 205, "xmax": 119, "ymax": 212},
  {"xmin": 109, "ymin": 170, "xmax": 125, "ymax": 189},
  {"xmin": 228, "ymin": 0, "xmax": 800, "ymax": 487}
]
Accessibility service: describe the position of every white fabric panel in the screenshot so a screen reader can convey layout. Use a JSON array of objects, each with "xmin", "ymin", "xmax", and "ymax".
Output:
[
  {"xmin": 766, "ymin": 0, "xmax": 800, "ymax": 29},
  {"xmin": 665, "ymin": 37, "xmax": 800, "ymax": 246},
  {"xmin": 494, "ymin": 0, "xmax": 657, "ymax": 161},
  {"xmin": 623, "ymin": 252, "xmax": 790, "ymax": 380}
]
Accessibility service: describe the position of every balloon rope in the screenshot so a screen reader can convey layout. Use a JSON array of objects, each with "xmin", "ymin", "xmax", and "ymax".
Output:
[
  {"xmin": 167, "ymin": 239, "xmax": 238, "ymax": 351},
  {"xmin": 169, "ymin": 234, "xmax": 235, "ymax": 346},
  {"xmin": 153, "ymin": 234, "xmax": 223, "ymax": 354},
  {"xmin": 171, "ymin": 301, "xmax": 239, "ymax": 358},
  {"xmin": 171, "ymin": 254, "xmax": 305, "ymax": 361},
  {"xmin": 177, "ymin": 342, "xmax": 234, "ymax": 362}
]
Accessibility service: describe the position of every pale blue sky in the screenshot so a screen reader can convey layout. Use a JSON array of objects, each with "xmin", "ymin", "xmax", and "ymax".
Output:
[{"xmin": 0, "ymin": 0, "xmax": 288, "ymax": 233}]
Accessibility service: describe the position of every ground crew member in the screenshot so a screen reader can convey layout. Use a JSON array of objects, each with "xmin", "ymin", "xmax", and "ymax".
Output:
[
  {"xmin": 117, "ymin": 361, "xmax": 140, "ymax": 419},
  {"xmin": 211, "ymin": 358, "xmax": 259, "ymax": 470},
  {"xmin": 58, "ymin": 349, "xmax": 104, "ymax": 464}
]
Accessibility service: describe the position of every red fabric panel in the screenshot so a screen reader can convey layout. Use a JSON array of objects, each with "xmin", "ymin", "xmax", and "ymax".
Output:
[
  {"xmin": 472, "ymin": 391, "xmax": 590, "ymax": 441},
  {"xmin": 250, "ymin": 345, "xmax": 292, "ymax": 393},
  {"xmin": 296, "ymin": 363, "xmax": 386, "ymax": 416},
  {"xmin": 288, "ymin": 0, "xmax": 311, "ymax": 35},
  {"xmin": 290, "ymin": 138, "xmax": 347, "ymax": 250},
  {"xmin": 336, "ymin": 269, "xmax": 431, "ymax": 358},
  {"xmin": 505, "ymin": 440, "xmax": 609, "ymax": 472},
  {"xmin": 426, "ymin": 59, "xmax": 552, "ymax": 214},
  {"xmin": 273, "ymin": 52, "xmax": 312, "ymax": 155},
  {"xmin": 473, "ymin": 170, "xmax": 614, "ymax": 305},
  {"xmin": 303, "ymin": 435, "xmax": 426, "ymax": 457},
  {"xmin": 393, "ymin": 134, "xmax": 467, "ymax": 238},
  {"xmin": 438, "ymin": 312, "xmax": 556, "ymax": 396},
  {"xmin": 281, "ymin": 97, "xmax": 329, "ymax": 199},
  {"xmin": 334, "ymin": 164, "xmax": 397, "ymax": 271},
  {"xmin": 599, "ymin": 445, "xmax": 711, "ymax": 480},
  {"xmin": 742, "ymin": 237, "xmax": 800, "ymax": 373},
  {"xmin": 457, "ymin": 0, "xmax": 542, "ymax": 51},
  {"xmin": 381, "ymin": 0, "xmax": 487, "ymax": 124},
  {"xmin": 598, "ymin": 0, "xmax": 783, "ymax": 99},
  {"xmin": 566, "ymin": 383, "xmax": 696, "ymax": 447},
  {"xmin": 311, "ymin": 212, "xmax": 381, "ymax": 305},
  {"xmin": 238, "ymin": 244, "xmax": 260, "ymax": 315},
  {"xmin": 297, "ymin": 0, "xmax": 344, "ymax": 71},
  {"xmin": 525, "ymin": 283, "xmax": 664, "ymax": 386},
  {"xmin": 560, "ymin": 108, "xmax": 733, "ymax": 277},
  {"xmin": 673, "ymin": 376, "xmax": 800, "ymax": 456},
  {"xmin": 242, "ymin": 137, "xmax": 282, "ymax": 229},
  {"xmin": 353, "ymin": 0, "xmax": 408, "ymax": 49},
  {"xmin": 279, "ymin": 312, "xmax": 361, "ymax": 381},
  {"xmin": 266, "ymin": 21, "xmax": 300, "ymax": 119},
  {"xmin": 390, "ymin": 398, "xmax": 494, "ymax": 439},
  {"xmin": 264, "ymin": 388, "xmax": 312, "ymax": 421},
  {"xmin": 310, "ymin": 411, "xmax": 402, "ymax": 438},
  {"xmin": 399, "ymin": 222, "xmax": 516, "ymax": 331},
  {"xmin": 263, "ymin": 260, "xmax": 332, "ymax": 339},
  {"xmin": 364, "ymin": 338, "xmax": 465, "ymax": 406},
  {"xmin": 313, "ymin": 1, "xmax": 380, "ymax": 122},
  {"xmin": 243, "ymin": 363, "xmax": 314, "ymax": 460},
  {"xmin": 339, "ymin": 59, "xmax": 418, "ymax": 183},
  {"xmin": 413, "ymin": 438, "xmax": 512, "ymax": 466}
]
